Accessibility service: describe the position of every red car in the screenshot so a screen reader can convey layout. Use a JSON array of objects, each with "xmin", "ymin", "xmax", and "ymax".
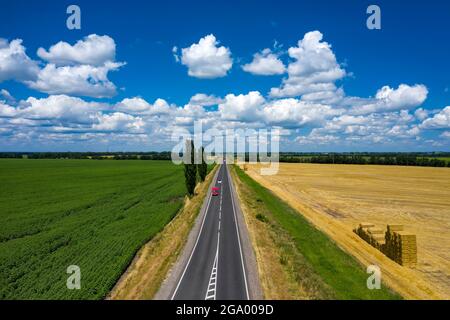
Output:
[{"xmin": 212, "ymin": 187, "xmax": 220, "ymax": 196}]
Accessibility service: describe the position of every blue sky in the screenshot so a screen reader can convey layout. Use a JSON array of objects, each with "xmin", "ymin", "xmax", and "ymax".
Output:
[{"xmin": 0, "ymin": 0, "xmax": 449, "ymax": 152}]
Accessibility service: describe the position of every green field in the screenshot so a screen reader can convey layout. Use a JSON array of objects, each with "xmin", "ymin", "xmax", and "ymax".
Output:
[
  {"xmin": 233, "ymin": 165, "xmax": 401, "ymax": 300},
  {"xmin": 0, "ymin": 159, "xmax": 186, "ymax": 299}
]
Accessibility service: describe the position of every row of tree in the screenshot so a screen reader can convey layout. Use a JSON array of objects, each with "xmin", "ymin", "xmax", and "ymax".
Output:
[
  {"xmin": 280, "ymin": 154, "xmax": 450, "ymax": 167},
  {"xmin": 183, "ymin": 140, "xmax": 208, "ymax": 196},
  {"xmin": 0, "ymin": 152, "xmax": 173, "ymax": 160}
]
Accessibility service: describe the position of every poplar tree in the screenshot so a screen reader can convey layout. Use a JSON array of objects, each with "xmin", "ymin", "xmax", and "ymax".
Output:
[
  {"xmin": 198, "ymin": 146, "xmax": 207, "ymax": 182},
  {"xmin": 184, "ymin": 140, "xmax": 197, "ymax": 196}
]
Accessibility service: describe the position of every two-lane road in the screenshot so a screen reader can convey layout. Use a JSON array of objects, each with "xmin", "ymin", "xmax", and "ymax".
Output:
[{"xmin": 171, "ymin": 164, "xmax": 249, "ymax": 300}]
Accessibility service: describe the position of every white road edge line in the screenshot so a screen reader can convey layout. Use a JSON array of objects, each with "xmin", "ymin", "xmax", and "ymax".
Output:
[
  {"xmin": 170, "ymin": 165, "xmax": 219, "ymax": 300},
  {"xmin": 227, "ymin": 165, "xmax": 250, "ymax": 300},
  {"xmin": 205, "ymin": 232, "xmax": 220, "ymax": 300}
]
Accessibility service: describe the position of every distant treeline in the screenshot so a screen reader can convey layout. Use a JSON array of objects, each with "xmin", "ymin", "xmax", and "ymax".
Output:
[
  {"xmin": 1, "ymin": 151, "xmax": 450, "ymax": 168},
  {"xmin": 279, "ymin": 153, "xmax": 450, "ymax": 168},
  {"xmin": 0, "ymin": 152, "xmax": 172, "ymax": 160}
]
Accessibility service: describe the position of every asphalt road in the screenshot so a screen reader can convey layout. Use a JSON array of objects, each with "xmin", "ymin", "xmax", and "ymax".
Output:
[{"xmin": 172, "ymin": 164, "xmax": 249, "ymax": 300}]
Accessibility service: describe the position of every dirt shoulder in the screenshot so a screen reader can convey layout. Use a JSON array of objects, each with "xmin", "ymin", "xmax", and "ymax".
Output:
[{"xmin": 107, "ymin": 165, "xmax": 219, "ymax": 300}]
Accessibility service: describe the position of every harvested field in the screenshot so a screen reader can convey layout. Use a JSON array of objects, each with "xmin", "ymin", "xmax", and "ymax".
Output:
[
  {"xmin": 232, "ymin": 166, "xmax": 399, "ymax": 300},
  {"xmin": 243, "ymin": 163, "xmax": 450, "ymax": 299}
]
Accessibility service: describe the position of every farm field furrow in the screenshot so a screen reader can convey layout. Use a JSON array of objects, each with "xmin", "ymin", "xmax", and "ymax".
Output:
[
  {"xmin": 244, "ymin": 163, "xmax": 450, "ymax": 299},
  {"xmin": 0, "ymin": 159, "xmax": 186, "ymax": 299}
]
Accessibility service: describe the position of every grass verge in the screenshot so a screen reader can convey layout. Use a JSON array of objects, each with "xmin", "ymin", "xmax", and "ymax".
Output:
[
  {"xmin": 108, "ymin": 165, "xmax": 217, "ymax": 300},
  {"xmin": 232, "ymin": 165, "xmax": 401, "ymax": 300}
]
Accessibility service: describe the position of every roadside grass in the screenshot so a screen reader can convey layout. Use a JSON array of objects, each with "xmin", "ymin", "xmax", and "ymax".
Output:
[
  {"xmin": 233, "ymin": 165, "xmax": 401, "ymax": 300},
  {"xmin": 0, "ymin": 159, "xmax": 187, "ymax": 299}
]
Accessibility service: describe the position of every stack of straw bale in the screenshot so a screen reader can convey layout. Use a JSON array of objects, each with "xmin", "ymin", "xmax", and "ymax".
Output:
[
  {"xmin": 385, "ymin": 224, "xmax": 404, "ymax": 260},
  {"xmin": 353, "ymin": 222, "xmax": 375, "ymax": 243},
  {"xmin": 354, "ymin": 222, "xmax": 417, "ymax": 267},
  {"xmin": 391, "ymin": 231, "xmax": 417, "ymax": 267},
  {"xmin": 367, "ymin": 227, "xmax": 385, "ymax": 248}
]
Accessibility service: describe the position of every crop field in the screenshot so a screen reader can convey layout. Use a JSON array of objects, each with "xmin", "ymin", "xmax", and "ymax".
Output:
[
  {"xmin": 243, "ymin": 163, "xmax": 450, "ymax": 299},
  {"xmin": 0, "ymin": 159, "xmax": 186, "ymax": 299}
]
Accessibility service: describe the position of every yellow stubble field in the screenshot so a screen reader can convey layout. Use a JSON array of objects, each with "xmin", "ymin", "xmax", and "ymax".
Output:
[{"xmin": 243, "ymin": 163, "xmax": 450, "ymax": 299}]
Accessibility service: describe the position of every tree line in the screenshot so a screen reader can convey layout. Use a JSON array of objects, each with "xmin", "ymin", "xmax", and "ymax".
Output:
[
  {"xmin": 0, "ymin": 152, "xmax": 172, "ymax": 160},
  {"xmin": 279, "ymin": 154, "xmax": 450, "ymax": 167},
  {"xmin": 2, "ymin": 151, "xmax": 449, "ymax": 168},
  {"xmin": 183, "ymin": 140, "xmax": 208, "ymax": 196}
]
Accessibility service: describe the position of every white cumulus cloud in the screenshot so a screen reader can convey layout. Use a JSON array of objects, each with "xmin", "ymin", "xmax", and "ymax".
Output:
[
  {"xmin": 350, "ymin": 84, "xmax": 428, "ymax": 115},
  {"xmin": 270, "ymin": 31, "xmax": 345, "ymax": 99},
  {"xmin": 26, "ymin": 61, "xmax": 124, "ymax": 98},
  {"xmin": 1, "ymin": 89, "xmax": 16, "ymax": 105},
  {"xmin": 374, "ymin": 84, "xmax": 428, "ymax": 110},
  {"xmin": 414, "ymin": 107, "xmax": 429, "ymax": 121},
  {"xmin": 179, "ymin": 34, "xmax": 232, "ymax": 79},
  {"xmin": 420, "ymin": 106, "xmax": 450, "ymax": 129},
  {"xmin": 218, "ymin": 91, "xmax": 265, "ymax": 121},
  {"xmin": 93, "ymin": 112, "xmax": 144, "ymax": 133},
  {"xmin": 242, "ymin": 48, "xmax": 285, "ymax": 75},
  {"xmin": 20, "ymin": 95, "xmax": 106, "ymax": 124},
  {"xmin": 189, "ymin": 93, "xmax": 223, "ymax": 106},
  {"xmin": 115, "ymin": 97, "xmax": 172, "ymax": 115},
  {"xmin": 1, "ymin": 35, "xmax": 124, "ymax": 98},
  {"xmin": 37, "ymin": 34, "xmax": 116, "ymax": 66},
  {"xmin": 262, "ymin": 98, "xmax": 341, "ymax": 127},
  {"xmin": 0, "ymin": 39, "xmax": 39, "ymax": 82},
  {"xmin": 0, "ymin": 101, "xmax": 18, "ymax": 117}
]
